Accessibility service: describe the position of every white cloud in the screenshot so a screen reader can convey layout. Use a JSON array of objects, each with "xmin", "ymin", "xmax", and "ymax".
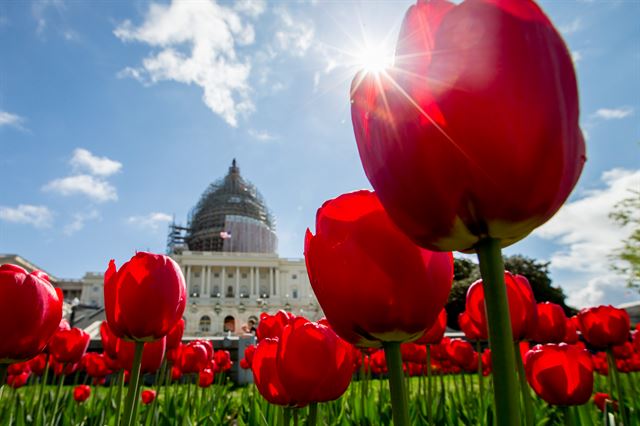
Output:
[
  {"xmin": 64, "ymin": 209, "xmax": 100, "ymax": 235},
  {"xmin": 248, "ymin": 128, "xmax": 276, "ymax": 142},
  {"xmin": 70, "ymin": 148, "xmax": 122, "ymax": 177},
  {"xmin": 274, "ymin": 8, "xmax": 314, "ymax": 57},
  {"xmin": 0, "ymin": 205, "xmax": 53, "ymax": 228},
  {"xmin": 593, "ymin": 107, "xmax": 634, "ymax": 120},
  {"xmin": 234, "ymin": 0, "xmax": 266, "ymax": 18},
  {"xmin": 114, "ymin": 1, "xmax": 257, "ymax": 127},
  {"xmin": 127, "ymin": 212, "xmax": 173, "ymax": 231},
  {"xmin": 559, "ymin": 17, "xmax": 583, "ymax": 36},
  {"xmin": 43, "ymin": 175, "xmax": 118, "ymax": 203},
  {"xmin": 535, "ymin": 168, "xmax": 640, "ymax": 307},
  {"xmin": 0, "ymin": 111, "xmax": 26, "ymax": 129},
  {"xmin": 32, "ymin": 0, "xmax": 64, "ymax": 35},
  {"xmin": 571, "ymin": 50, "xmax": 582, "ymax": 64}
]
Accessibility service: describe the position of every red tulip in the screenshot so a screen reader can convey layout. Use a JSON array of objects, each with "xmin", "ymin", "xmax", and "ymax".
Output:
[
  {"xmin": 465, "ymin": 272, "xmax": 537, "ymax": 341},
  {"xmin": 370, "ymin": 349, "xmax": 388, "ymax": 375},
  {"xmin": 28, "ymin": 353, "xmax": 48, "ymax": 376},
  {"xmin": 350, "ymin": 0, "xmax": 585, "ymax": 252},
  {"xmin": 305, "ymin": 190, "xmax": 453, "ymax": 347},
  {"xmin": 401, "ymin": 342, "xmax": 427, "ymax": 365},
  {"xmin": 83, "ymin": 352, "xmax": 111, "ymax": 379},
  {"xmin": 612, "ymin": 341, "xmax": 633, "ymax": 360},
  {"xmin": 7, "ymin": 371, "xmax": 30, "ymax": 388},
  {"xmin": 141, "ymin": 389, "xmax": 156, "ymax": 405},
  {"xmin": 252, "ymin": 338, "xmax": 296, "ymax": 406},
  {"xmin": 240, "ymin": 344, "xmax": 256, "ymax": 369},
  {"xmin": 592, "ymin": 352, "xmax": 608, "ymax": 376},
  {"xmin": 577, "ymin": 305, "xmax": 630, "ymax": 349},
  {"xmin": 171, "ymin": 365, "xmax": 182, "ymax": 381},
  {"xmin": 529, "ymin": 302, "xmax": 566, "ymax": 344},
  {"xmin": 179, "ymin": 341, "xmax": 210, "ymax": 374},
  {"xmin": 8, "ymin": 361, "xmax": 30, "ymax": 376},
  {"xmin": 415, "ymin": 308, "xmax": 448, "ymax": 345},
  {"xmin": 213, "ymin": 350, "xmax": 232, "ymax": 373},
  {"xmin": 564, "ymin": 316, "xmax": 579, "ymax": 344},
  {"xmin": 481, "ymin": 349, "xmax": 492, "ymax": 376},
  {"xmin": 117, "ymin": 337, "xmax": 166, "ymax": 374},
  {"xmin": 49, "ymin": 327, "xmax": 90, "ymax": 364},
  {"xmin": 524, "ymin": 343, "xmax": 593, "ymax": 406},
  {"xmin": 458, "ymin": 311, "xmax": 487, "ymax": 341},
  {"xmin": 73, "ymin": 385, "xmax": 91, "ymax": 403},
  {"xmin": 103, "ymin": 353, "xmax": 121, "ymax": 371},
  {"xmin": 104, "ymin": 252, "xmax": 186, "ymax": 341},
  {"xmin": 277, "ymin": 318, "xmax": 354, "ymax": 404},
  {"xmin": 100, "ymin": 321, "xmax": 119, "ymax": 359},
  {"xmin": 594, "ymin": 392, "xmax": 618, "ymax": 412},
  {"xmin": 166, "ymin": 319, "xmax": 185, "ymax": 349},
  {"xmin": 445, "ymin": 338, "xmax": 477, "ymax": 372},
  {"xmin": 50, "ymin": 357, "xmax": 78, "ymax": 376},
  {"xmin": 0, "ymin": 264, "xmax": 63, "ymax": 363},
  {"xmin": 198, "ymin": 368, "xmax": 214, "ymax": 388},
  {"xmin": 256, "ymin": 311, "xmax": 295, "ymax": 341}
]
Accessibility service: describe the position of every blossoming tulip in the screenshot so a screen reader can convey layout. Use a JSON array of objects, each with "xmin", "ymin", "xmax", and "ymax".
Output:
[
  {"xmin": 49, "ymin": 327, "xmax": 90, "ymax": 364},
  {"xmin": 166, "ymin": 319, "xmax": 185, "ymax": 349},
  {"xmin": 179, "ymin": 340, "xmax": 210, "ymax": 374},
  {"xmin": 445, "ymin": 338, "xmax": 477, "ymax": 372},
  {"xmin": 213, "ymin": 350, "xmax": 232, "ymax": 373},
  {"xmin": 141, "ymin": 389, "xmax": 156, "ymax": 405},
  {"xmin": 465, "ymin": 272, "xmax": 537, "ymax": 341},
  {"xmin": 577, "ymin": 305, "xmax": 630, "ymax": 349},
  {"xmin": 73, "ymin": 385, "xmax": 91, "ymax": 403},
  {"xmin": 8, "ymin": 371, "xmax": 30, "ymax": 388},
  {"xmin": 277, "ymin": 318, "xmax": 354, "ymax": 404},
  {"xmin": 350, "ymin": 0, "xmax": 585, "ymax": 253},
  {"xmin": 594, "ymin": 392, "xmax": 618, "ymax": 412},
  {"xmin": 0, "ymin": 264, "xmax": 63, "ymax": 363},
  {"xmin": 198, "ymin": 368, "xmax": 214, "ymax": 388},
  {"xmin": 239, "ymin": 344, "xmax": 256, "ymax": 369},
  {"xmin": 100, "ymin": 321, "xmax": 119, "ymax": 359},
  {"xmin": 529, "ymin": 302, "xmax": 567, "ymax": 344},
  {"xmin": 305, "ymin": 190, "xmax": 453, "ymax": 347},
  {"xmin": 104, "ymin": 252, "xmax": 186, "ymax": 341},
  {"xmin": 458, "ymin": 311, "xmax": 487, "ymax": 341},
  {"xmin": 524, "ymin": 343, "xmax": 594, "ymax": 406},
  {"xmin": 83, "ymin": 352, "xmax": 111, "ymax": 379},
  {"xmin": 256, "ymin": 310, "xmax": 295, "ymax": 342},
  {"xmin": 252, "ymin": 338, "xmax": 296, "ymax": 406}
]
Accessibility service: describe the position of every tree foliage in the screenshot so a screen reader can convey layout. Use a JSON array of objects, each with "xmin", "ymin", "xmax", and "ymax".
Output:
[
  {"xmin": 609, "ymin": 189, "xmax": 640, "ymax": 292},
  {"xmin": 446, "ymin": 254, "xmax": 574, "ymax": 330}
]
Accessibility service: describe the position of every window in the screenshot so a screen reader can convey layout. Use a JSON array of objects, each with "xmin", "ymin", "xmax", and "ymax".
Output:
[
  {"xmin": 214, "ymin": 273, "xmax": 220, "ymax": 278},
  {"xmin": 292, "ymin": 274, "xmax": 297, "ymax": 280},
  {"xmin": 240, "ymin": 285, "xmax": 249, "ymax": 298},
  {"xmin": 228, "ymin": 273, "xmax": 234, "ymax": 279},
  {"xmin": 241, "ymin": 273, "xmax": 247, "ymax": 279},
  {"xmin": 223, "ymin": 315, "xmax": 236, "ymax": 332},
  {"xmin": 199, "ymin": 316, "xmax": 211, "ymax": 333},
  {"xmin": 212, "ymin": 285, "xmax": 220, "ymax": 297},
  {"xmin": 92, "ymin": 286, "xmax": 99, "ymax": 292},
  {"xmin": 194, "ymin": 272, "xmax": 201, "ymax": 278},
  {"xmin": 292, "ymin": 287, "xmax": 299, "ymax": 299},
  {"xmin": 226, "ymin": 285, "xmax": 234, "ymax": 298}
]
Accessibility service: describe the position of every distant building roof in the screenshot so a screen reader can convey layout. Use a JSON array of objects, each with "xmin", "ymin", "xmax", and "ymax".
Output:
[{"xmin": 0, "ymin": 253, "xmax": 58, "ymax": 282}]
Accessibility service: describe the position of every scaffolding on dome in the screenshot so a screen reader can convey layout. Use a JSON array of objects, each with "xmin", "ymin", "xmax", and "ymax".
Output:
[{"xmin": 167, "ymin": 159, "xmax": 277, "ymax": 254}]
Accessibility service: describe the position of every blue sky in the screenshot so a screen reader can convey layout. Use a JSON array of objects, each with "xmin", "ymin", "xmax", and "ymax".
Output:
[{"xmin": 0, "ymin": 0, "xmax": 638, "ymax": 307}]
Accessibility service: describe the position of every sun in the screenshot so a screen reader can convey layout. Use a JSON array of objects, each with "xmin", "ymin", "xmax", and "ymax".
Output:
[{"xmin": 354, "ymin": 44, "xmax": 393, "ymax": 74}]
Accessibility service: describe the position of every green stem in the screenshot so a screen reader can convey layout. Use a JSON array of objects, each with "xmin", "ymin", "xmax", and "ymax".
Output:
[
  {"xmin": 607, "ymin": 350, "xmax": 628, "ymax": 426},
  {"xmin": 307, "ymin": 402, "xmax": 318, "ymax": 426},
  {"xmin": 383, "ymin": 341, "xmax": 410, "ymax": 426},
  {"xmin": 293, "ymin": 408, "xmax": 299, "ymax": 426},
  {"xmin": 122, "ymin": 341, "xmax": 145, "ymax": 426},
  {"xmin": 426, "ymin": 344, "xmax": 433, "ymax": 424},
  {"xmin": 515, "ymin": 343, "xmax": 534, "ymax": 426},
  {"xmin": 476, "ymin": 238, "xmax": 521, "ymax": 426},
  {"xmin": 51, "ymin": 372, "xmax": 65, "ymax": 423},
  {"xmin": 283, "ymin": 407, "xmax": 291, "ymax": 426},
  {"xmin": 114, "ymin": 370, "xmax": 125, "ymax": 426},
  {"xmin": 476, "ymin": 340, "xmax": 484, "ymax": 425}
]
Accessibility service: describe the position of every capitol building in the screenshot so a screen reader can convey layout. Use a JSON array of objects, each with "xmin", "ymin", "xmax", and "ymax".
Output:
[{"xmin": 2, "ymin": 160, "xmax": 321, "ymax": 338}]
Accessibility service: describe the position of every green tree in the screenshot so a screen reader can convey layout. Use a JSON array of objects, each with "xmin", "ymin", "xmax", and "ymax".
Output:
[{"xmin": 609, "ymin": 189, "xmax": 640, "ymax": 292}]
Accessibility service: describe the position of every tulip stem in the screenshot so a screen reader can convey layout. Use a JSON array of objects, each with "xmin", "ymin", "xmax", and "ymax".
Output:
[
  {"xmin": 426, "ymin": 344, "xmax": 433, "ymax": 424},
  {"xmin": 122, "ymin": 341, "xmax": 144, "ymax": 426},
  {"xmin": 35, "ymin": 359, "xmax": 49, "ymax": 424},
  {"xmin": 475, "ymin": 237, "xmax": 521, "ymax": 426},
  {"xmin": 515, "ymin": 343, "xmax": 534, "ymax": 426},
  {"xmin": 606, "ymin": 350, "xmax": 628, "ymax": 426},
  {"xmin": 476, "ymin": 341, "xmax": 484, "ymax": 425},
  {"xmin": 114, "ymin": 370, "xmax": 125, "ymax": 426},
  {"xmin": 383, "ymin": 341, "xmax": 410, "ymax": 426},
  {"xmin": 308, "ymin": 402, "xmax": 318, "ymax": 426}
]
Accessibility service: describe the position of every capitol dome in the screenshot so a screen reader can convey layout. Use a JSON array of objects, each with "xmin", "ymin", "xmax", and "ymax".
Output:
[{"xmin": 184, "ymin": 159, "xmax": 277, "ymax": 253}]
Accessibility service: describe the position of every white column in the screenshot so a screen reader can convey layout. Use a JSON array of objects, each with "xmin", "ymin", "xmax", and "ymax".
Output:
[
  {"xmin": 275, "ymin": 269, "xmax": 280, "ymax": 297},
  {"xmin": 186, "ymin": 265, "xmax": 191, "ymax": 294},
  {"xmin": 270, "ymin": 268, "xmax": 274, "ymax": 296},
  {"xmin": 256, "ymin": 268, "xmax": 261, "ymax": 297},
  {"xmin": 204, "ymin": 266, "xmax": 210, "ymax": 297},
  {"xmin": 221, "ymin": 266, "xmax": 226, "ymax": 297},
  {"xmin": 236, "ymin": 266, "xmax": 240, "ymax": 300},
  {"xmin": 250, "ymin": 267, "xmax": 255, "ymax": 296}
]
